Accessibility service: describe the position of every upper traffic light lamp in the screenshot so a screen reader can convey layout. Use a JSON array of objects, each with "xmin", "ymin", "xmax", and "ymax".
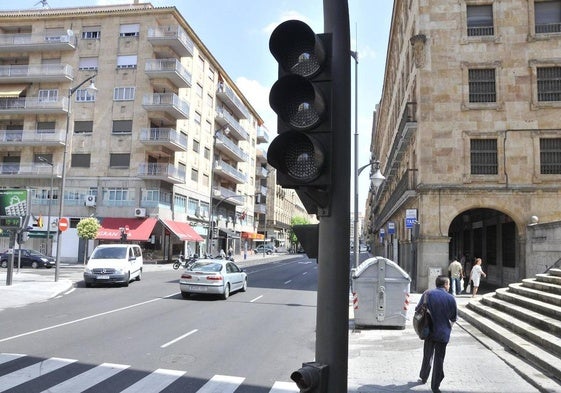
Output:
[{"xmin": 267, "ymin": 20, "xmax": 333, "ymax": 216}]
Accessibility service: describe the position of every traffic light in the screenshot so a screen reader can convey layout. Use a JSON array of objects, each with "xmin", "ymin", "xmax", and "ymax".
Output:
[
  {"xmin": 290, "ymin": 362, "xmax": 328, "ymax": 393},
  {"xmin": 267, "ymin": 20, "xmax": 332, "ymax": 216}
]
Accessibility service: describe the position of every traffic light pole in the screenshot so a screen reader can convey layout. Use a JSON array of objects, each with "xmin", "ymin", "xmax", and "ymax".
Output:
[{"xmin": 315, "ymin": 1, "xmax": 351, "ymax": 392}]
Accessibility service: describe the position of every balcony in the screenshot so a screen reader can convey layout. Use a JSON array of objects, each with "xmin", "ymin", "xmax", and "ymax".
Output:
[
  {"xmin": 139, "ymin": 128, "xmax": 188, "ymax": 152},
  {"xmin": 257, "ymin": 126, "xmax": 270, "ymax": 144},
  {"xmin": 214, "ymin": 187, "xmax": 245, "ymax": 206},
  {"xmin": 374, "ymin": 169, "xmax": 418, "ymax": 228},
  {"xmin": 214, "ymin": 131, "xmax": 249, "ymax": 162},
  {"xmin": 0, "ymin": 64, "xmax": 73, "ymax": 83},
  {"xmin": 0, "ymin": 96, "xmax": 68, "ymax": 115},
  {"xmin": 0, "ymin": 129, "xmax": 66, "ymax": 146},
  {"xmin": 215, "ymin": 108, "xmax": 249, "ymax": 141},
  {"xmin": 142, "ymin": 93, "xmax": 189, "ymax": 119},
  {"xmin": 137, "ymin": 163, "xmax": 185, "ymax": 184},
  {"xmin": 256, "ymin": 148, "xmax": 267, "ymax": 163},
  {"xmin": 0, "ymin": 32, "xmax": 77, "ymax": 52},
  {"xmin": 0, "ymin": 163, "xmax": 62, "ymax": 178},
  {"xmin": 386, "ymin": 102, "xmax": 417, "ymax": 179},
  {"xmin": 216, "ymin": 82, "xmax": 250, "ymax": 119},
  {"xmin": 213, "ymin": 159, "xmax": 247, "ymax": 184},
  {"xmin": 256, "ymin": 185, "xmax": 268, "ymax": 197},
  {"xmin": 145, "ymin": 59, "xmax": 192, "ymax": 88},
  {"xmin": 255, "ymin": 166, "xmax": 268, "ymax": 179},
  {"xmin": 147, "ymin": 26, "xmax": 194, "ymax": 57}
]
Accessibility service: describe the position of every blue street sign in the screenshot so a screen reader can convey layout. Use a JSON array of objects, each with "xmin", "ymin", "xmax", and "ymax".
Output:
[{"xmin": 405, "ymin": 217, "xmax": 416, "ymax": 229}]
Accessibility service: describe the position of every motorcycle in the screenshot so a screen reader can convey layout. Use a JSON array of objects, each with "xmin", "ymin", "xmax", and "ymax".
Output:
[{"xmin": 173, "ymin": 254, "xmax": 198, "ymax": 270}]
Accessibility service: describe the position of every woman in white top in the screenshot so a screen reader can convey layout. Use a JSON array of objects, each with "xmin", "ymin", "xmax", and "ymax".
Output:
[{"xmin": 470, "ymin": 258, "xmax": 487, "ymax": 297}]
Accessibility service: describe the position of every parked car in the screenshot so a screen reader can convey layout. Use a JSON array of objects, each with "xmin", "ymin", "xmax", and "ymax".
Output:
[
  {"xmin": 254, "ymin": 245, "xmax": 275, "ymax": 255},
  {"xmin": 179, "ymin": 259, "xmax": 247, "ymax": 300},
  {"xmin": 0, "ymin": 249, "xmax": 55, "ymax": 269},
  {"xmin": 83, "ymin": 244, "xmax": 143, "ymax": 287}
]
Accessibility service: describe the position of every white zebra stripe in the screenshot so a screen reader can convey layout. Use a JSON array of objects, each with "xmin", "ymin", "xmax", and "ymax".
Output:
[
  {"xmin": 269, "ymin": 380, "xmax": 299, "ymax": 392},
  {"xmin": 40, "ymin": 362, "xmax": 129, "ymax": 393},
  {"xmin": 0, "ymin": 357, "xmax": 76, "ymax": 392},
  {"xmin": 195, "ymin": 374, "xmax": 245, "ymax": 393},
  {"xmin": 120, "ymin": 368, "xmax": 185, "ymax": 393}
]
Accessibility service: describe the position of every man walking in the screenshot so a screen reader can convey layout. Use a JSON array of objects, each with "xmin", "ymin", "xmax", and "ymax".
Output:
[
  {"xmin": 447, "ymin": 258, "xmax": 463, "ymax": 296},
  {"xmin": 417, "ymin": 275, "xmax": 458, "ymax": 393}
]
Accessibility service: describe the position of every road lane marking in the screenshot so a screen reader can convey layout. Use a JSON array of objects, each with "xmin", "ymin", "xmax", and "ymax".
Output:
[
  {"xmin": 160, "ymin": 329, "xmax": 198, "ymax": 348},
  {"xmin": 302, "ymin": 272, "xmax": 308, "ymax": 275},
  {"xmin": 0, "ymin": 357, "xmax": 76, "ymax": 392},
  {"xmin": 196, "ymin": 374, "xmax": 245, "ymax": 393},
  {"xmin": 120, "ymin": 368, "xmax": 185, "ymax": 392},
  {"xmin": 250, "ymin": 295, "xmax": 263, "ymax": 302},
  {"xmin": 0, "ymin": 293, "xmax": 178, "ymax": 344},
  {"xmin": 284, "ymin": 280, "xmax": 292, "ymax": 285},
  {"xmin": 0, "ymin": 353, "xmax": 24, "ymax": 365},
  {"xmin": 270, "ymin": 381, "xmax": 299, "ymax": 392}
]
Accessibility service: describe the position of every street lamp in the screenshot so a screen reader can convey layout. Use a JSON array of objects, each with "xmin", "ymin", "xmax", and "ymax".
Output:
[
  {"xmin": 54, "ymin": 74, "xmax": 97, "ymax": 282},
  {"xmin": 354, "ymin": 159, "xmax": 385, "ymax": 268},
  {"xmin": 207, "ymin": 194, "xmax": 245, "ymax": 256},
  {"xmin": 37, "ymin": 156, "xmax": 54, "ymax": 257}
]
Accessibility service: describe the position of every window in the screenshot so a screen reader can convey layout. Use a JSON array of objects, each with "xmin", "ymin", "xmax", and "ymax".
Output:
[
  {"xmin": 71, "ymin": 154, "xmax": 91, "ymax": 168},
  {"xmin": 191, "ymin": 168, "xmax": 199, "ymax": 182},
  {"xmin": 82, "ymin": 26, "xmax": 101, "ymax": 40},
  {"xmin": 38, "ymin": 89, "xmax": 58, "ymax": 102},
  {"xmin": 193, "ymin": 139, "xmax": 200, "ymax": 153},
  {"xmin": 209, "ymin": 68, "xmax": 215, "ymax": 81},
  {"xmin": 537, "ymin": 67, "xmax": 561, "ymax": 101},
  {"xmin": 144, "ymin": 189, "xmax": 160, "ymax": 202},
  {"xmin": 78, "ymin": 57, "xmax": 98, "ymax": 70},
  {"xmin": 196, "ymin": 83, "xmax": 203, "ymax": 98},
  {"xmin": 470, "ymin": 139, "xmax": 498, "ymax": 174},
  {"xmin": 75, "ymin": 88, "xmax": 96, "ymax": 102},
  {"xmin": 117, "ymin": 55, "xmax": 137, "ymax": 69},
  {"xmin": 114, "ymin": 87, "xmax": 135, "ymax": 101},
  {"xmin": 188, "ymin": 198, "xmax": 198, "ymax": 216},
  {"xmin": 106, "ymin": 187, "xmax": 129, "ymax": 201},
  {"xmin": 34, "ymin": 153, "xmax": 53, "ymax": 164},
  {"xmin": 37, "ymin": 121, "xmax": 55, "ymax": 134},
  {"xmin": 74, "ymin": 121, "xmax": 93, "ymax": 134},
  {"xmin": 194, "ymin": 112, "xmax": 201, "ymax": 125},
  {"xmin": 467, "ymin": 5, "xmax": 494, "ymax": 36},
  {"xmin": 206, "ymin": 93, "xmax": 213, "ymax": 108},
  {"xmin": 540, "ymin": 138, "xmax": 561, "ymax": 174},
  {"xmin": 119, "ymin": 24, "xmax": 139, "ymax": 37},
  {"xmin": 535, "ymin": 0, "xmax": 561, "ymax": 33},
  {"xmin": 469, "ymin": 68, "xmax": 496, "ymax": 102},
  {"xmin": 204, "ymin": 147, "xmax": 210, "ymax": 159},
  {"xmin": 109, "ymin": 153, "xmax": 130, "ymax": 168},
  {"xmin": 112, "ymin": 120, "xmax": 133, "ymax": 134}
]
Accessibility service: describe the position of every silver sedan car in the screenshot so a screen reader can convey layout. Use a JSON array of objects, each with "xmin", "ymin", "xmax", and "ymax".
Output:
[{"xmin": 179, "ymin": 259, "xmax": 247, "ymax": 299}]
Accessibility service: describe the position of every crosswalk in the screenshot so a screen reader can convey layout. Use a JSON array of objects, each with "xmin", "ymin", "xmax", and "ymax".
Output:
[{"xmin": 0, "ymin": 353, "xmax": 299, "ymax": 393}]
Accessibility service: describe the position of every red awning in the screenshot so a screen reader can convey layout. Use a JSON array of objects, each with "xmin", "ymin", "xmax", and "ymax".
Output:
[
  {"xmin": 161, "ymin": 219, "xmax": 204, "ymax": 242},
  {"xmin": 97, "ymin": 217, "xmax": 158, "ymax": 241}
]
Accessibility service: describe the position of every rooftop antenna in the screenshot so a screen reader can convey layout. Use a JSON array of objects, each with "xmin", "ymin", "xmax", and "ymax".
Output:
[{"xmin": 34, "ymin": 0, "xmax": 51, "ymax": 9}]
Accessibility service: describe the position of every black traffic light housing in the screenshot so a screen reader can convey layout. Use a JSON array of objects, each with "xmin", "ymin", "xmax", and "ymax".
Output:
[
  {"xmin": 290, "ymin": 362, "xmax": 328, "ymax": 393},
  {"xmin": 267, "ymin": 20, "xmax": 333, "ymax": 216}
]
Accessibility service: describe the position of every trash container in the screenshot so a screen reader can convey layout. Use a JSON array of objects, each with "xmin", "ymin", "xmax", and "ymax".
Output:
[{"xmin": 351, "ymin": 257, "xmax": 411, "ymax": 328}]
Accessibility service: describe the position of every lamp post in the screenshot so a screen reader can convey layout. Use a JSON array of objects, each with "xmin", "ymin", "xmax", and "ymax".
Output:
[
  {"xmin": 207, "ymin": 194, "xmax": 245, "ymax": 256},
  {"xmin": 37, "ymin": 156, "xmax": 54, "ymax": 257},
  {"xmin": 351, "ymin": 49, "xmax": 359, "ymax": 269},
  {"xmin": 354, "ymin": 159, "xmax": 385, "ymax": 268},
  {"xmin": 54, "ymin": 74, "xmax": 97, "ymax": 282},
  {"xmin": 206, "ymin": 127, "xmax": 230, "ymax": 256}
]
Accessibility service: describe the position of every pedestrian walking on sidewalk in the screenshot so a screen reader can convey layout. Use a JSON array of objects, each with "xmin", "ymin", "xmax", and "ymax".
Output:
[
  {"xmin": 470, "ymin": 257, "xmax": 487, "ymax": 297},
  {"xmin": 417, "ymin": 275, "xmax": 457, "ymax": 393},
  {"xmin": 447, "ymin": 258, "xmax": 463, "ymax": 296}
]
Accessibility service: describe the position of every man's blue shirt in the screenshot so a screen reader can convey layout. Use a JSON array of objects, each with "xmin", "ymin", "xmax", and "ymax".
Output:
[{"xmin": 416, "ymin": 287, "xmax": 457, "ymax": 343}]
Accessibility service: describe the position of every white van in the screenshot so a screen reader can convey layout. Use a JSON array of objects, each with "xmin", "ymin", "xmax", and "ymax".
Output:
[{"xmin": 83, "ymin": 244, "xmax": 143, "ymax": 287}]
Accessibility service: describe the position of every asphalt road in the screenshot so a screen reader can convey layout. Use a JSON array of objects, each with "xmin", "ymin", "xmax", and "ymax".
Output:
[{"xmin": 0, "ymin": 257, "xmax": 317, "ymax": 392}]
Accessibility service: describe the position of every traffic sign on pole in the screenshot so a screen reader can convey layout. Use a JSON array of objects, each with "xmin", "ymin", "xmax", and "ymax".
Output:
[{"xmin": 58, "ymin": 217, "xmax": 69, "ymax": 232}]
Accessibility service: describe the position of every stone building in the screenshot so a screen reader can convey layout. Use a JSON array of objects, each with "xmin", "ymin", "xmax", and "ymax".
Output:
[
  {"xmin": 366, "ymin": 0, "xmax": 561, "ymax": 290},
  {"xmin": 0, "ymin": 3, "xmax": 269, "ymax": 262}
]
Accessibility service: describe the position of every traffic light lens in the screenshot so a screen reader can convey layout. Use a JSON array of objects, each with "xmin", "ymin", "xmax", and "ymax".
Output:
[
  {"xmin": 288, "ymin": 49, "xmax": 322, "ymax": 77},
  {"xmin": 284, "ymin": 136, "xmax": 323, "ymax": 182}
]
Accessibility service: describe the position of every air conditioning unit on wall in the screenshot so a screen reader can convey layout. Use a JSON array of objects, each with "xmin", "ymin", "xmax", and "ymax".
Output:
[
  {"xmin": 85, "ymin": 195, "xmax": 96, "ymax": 207},
  {"xmin": 134, "ymin": 208, "xmax": 146, "ymax": 217}
]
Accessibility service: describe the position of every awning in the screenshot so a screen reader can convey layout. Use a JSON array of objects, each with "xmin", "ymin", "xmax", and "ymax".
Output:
[
  {"xmin": 161, "ymin": 219, "xmax": 204, "ymax": 242},
  {"xmin": 219, "ymin": 228, "xmax": 239, "ymax": 238},
  {"xmin": 242, "ymin": 231, "xmax": 264, "ymax": 240},
  {"xmin": 0, "ymin": 84, "xmax": 27, "ymax": 98},
  {"xmin": 97, "ymin": 217, "xmax": 158, "ymax": 241}
]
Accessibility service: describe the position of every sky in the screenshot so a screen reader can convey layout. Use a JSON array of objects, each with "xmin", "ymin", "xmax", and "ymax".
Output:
[{"xmin": 10, "ymin": 0, "xmax": 393, "ymax": 215}]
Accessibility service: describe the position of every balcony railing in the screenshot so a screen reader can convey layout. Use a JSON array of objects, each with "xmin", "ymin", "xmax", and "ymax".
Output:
[
  {"xmin": 374, "ymin": 169, "xmax": 417, "ymax": 228},
  {"xmin": 0, "ymin": 96, "xmax": 68, "ymax": 114},
  {"xmin": 256, "ymin": 166, "xmax": 268, "ymax": 178},
  {"xmin": 257, "ymin": 126, "xmax": 270, "ymax": 144},
  {"xmin": 0, "ymin": 32, "xmax": 77, "ymax": 52},
  {"xmin": 137, "ymin": 163, "xmax": 185, "ymax": 184},
  {"xmin": 0, "ymin": 63, "xmax": 73, "ymax": 83},
  {"xmin": 145, "ymin": 58, "xmax": 192, "ymax": 88},
  {"xmin": 142, "ymin": 93, "xmax": 189, "ymax": 119},
  {"xmin": 0, "ymin": 129, "xmax": 66, "ymax": 146},
  {"xmin": 139, "ymin": 127, "xmax": 188, "ymax": 152},
  {"xmin": 0, "ymin": 163, "xmax": 63, "ymax": 178},
  {"xmin": 536, "ymin": 23, "xmax": 561, "ymax": 34},
  {"xmin": 216, "ymin": 81, "xmax": 250, "ymax": 119},
  {"xmin": 213, "ymin": 159, "xmax": 247, "ymax": 184},
  {"xmin": 215, "ymin": 131, "xmax": 249, "ymax": 162},
  {"xmin": 147, "ymin": 25, "xmax": 194, "ymax": 57},
  {"xmin": 215, "ymin": 108, "xmax": 249, "ymax": 141}
]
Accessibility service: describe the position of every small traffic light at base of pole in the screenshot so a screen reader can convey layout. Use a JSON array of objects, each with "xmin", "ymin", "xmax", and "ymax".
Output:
[
  {"xmin": 267, "ymin": 19, "xmax": 334, "ymax": 217},
  {"xmin": 290, "ymin": 362, "xmax": 328, "ymax": 393}
]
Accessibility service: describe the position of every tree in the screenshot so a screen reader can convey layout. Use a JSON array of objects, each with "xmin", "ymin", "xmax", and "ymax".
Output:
[
  {"xmin": 77, "ymin": 217, "xmax": 100, "ymax": 264},
  {"xmin": 289, "ymin": 216, "xmax": 309, "ymax": 249}
]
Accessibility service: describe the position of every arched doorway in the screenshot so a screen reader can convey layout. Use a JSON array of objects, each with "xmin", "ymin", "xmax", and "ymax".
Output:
[{"xmin": 448, "ymin": 208, "xmax": 519, "ymax": 287}]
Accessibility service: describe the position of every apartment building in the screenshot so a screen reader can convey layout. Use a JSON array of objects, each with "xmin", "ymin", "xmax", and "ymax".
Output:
[
  {"xmin": 366, "ymin": 0, "xmax": 561, "ymax": 290},
  {"xmin": 0, "ymin": 3, "xmax": 269, "ymax": 262}
]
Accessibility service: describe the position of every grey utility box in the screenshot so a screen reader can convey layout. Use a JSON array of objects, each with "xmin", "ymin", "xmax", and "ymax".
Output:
[{"xmin": 351, "ymin": 257, "xmax": 411, "ymax": 328}]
